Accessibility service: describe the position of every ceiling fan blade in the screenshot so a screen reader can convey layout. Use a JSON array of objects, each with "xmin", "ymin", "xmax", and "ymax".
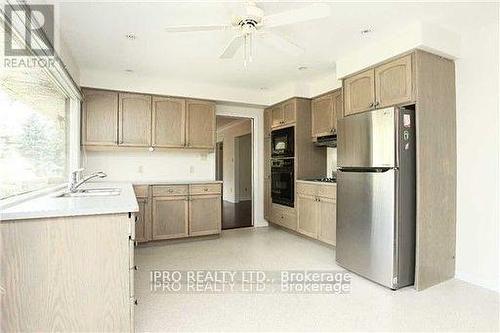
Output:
[
  {"xmin": 165, "ymin": 25, "xmax": 229, "ymax": 33},
  {"xmin": 259, "ymin": 32, "xmax": 304, "ymax": 56},
  {"xmin": 220, "ymin": 35, "xmax": 244, "ymax": 59},
  {"xmin": 263, "ymin": 4, "xmax": 330, "ymax": 28}
]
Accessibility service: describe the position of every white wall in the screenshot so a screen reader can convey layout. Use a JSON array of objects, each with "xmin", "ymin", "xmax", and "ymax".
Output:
[
  {"xmin": 79, "ymin": 68, "xmax": 268, "ymax": 106},
  {"xmin": 82, "ymin": 149, "xmax": 215, "ymax": 182},
  {"xmin": 454, "ymin": 19, "xmax": 499, "ymax": 292}
]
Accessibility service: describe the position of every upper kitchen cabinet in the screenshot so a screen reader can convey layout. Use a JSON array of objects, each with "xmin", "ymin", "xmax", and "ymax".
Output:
[
  {"xmin": 186, "ymin": 99, "xmax": 216, "ymax": 149},
  {"xmin": 375, "ymin": 54, "xmax": 414, "ymax": 108},
  {"xmin": 82, "ymin": 88, "xmax": 118, "ymax": 146},
  {"xmin": 118, "ymin": 93, "xmax": 152, "ymax": 147},
  {"xmin": 269, "ymin": 99, "xmax": 296, "ymax": 129},
  {"xmin": 343, "ymin": 53, "xmax": 415, "ymax": 116},
  {"xmin": 282, "ymin": 100, "xmax": 296, "ymax": 124},
  {"xmin": 271, "ymin": 104, "xmax": 284, "ymax": 127},
  {"xmin": 82, "ymin": 89, "xmax": 216, "ymax": 151},
  {"xmin": 343, "ymin": 69, "xmax": 375, "ymax": 116},
  {"xmin": 152, "ymin": 96, "xmax": 186, "ymax": 148},
  {"xmin": 311, "ymin": 88, "xmax": 341, "ymax": 138}
]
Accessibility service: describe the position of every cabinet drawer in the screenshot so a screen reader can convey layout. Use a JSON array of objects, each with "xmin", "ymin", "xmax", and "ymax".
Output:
[
  {"xmin": 271, "ymin": 204, "xmax": 296, "ymax": 231},
  {"xmin": 317, "ymin": 185, "xmax": 336, "ymax": 199},
  {"xmin": 133, "ymin": 185, "xmax": 148, "ymax": 198},
  {"xmin": 152, "ymin": 185, "xmax": 188, "ymax": 196},
  {"xmin": 297, "ymin": 182, "xmax": 336, "ymax": 199},
  {"xmin": 296, "ymin": 183, "xmax": 318, "ymax": 196},
  {"xmin": 190, "ymin": 183, "xmax": 221, "ymax": 195}
]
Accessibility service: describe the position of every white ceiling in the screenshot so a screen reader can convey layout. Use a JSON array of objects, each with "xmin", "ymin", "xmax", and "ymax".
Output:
[{"xmin": 58, "ymin": 2, "xmax": 496, "ymax": 91}]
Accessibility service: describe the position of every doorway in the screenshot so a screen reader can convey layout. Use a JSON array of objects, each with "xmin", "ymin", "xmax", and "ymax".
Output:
[{"xmin": 216, "ymin": 116, "xmax": 253, "ymax": 229}]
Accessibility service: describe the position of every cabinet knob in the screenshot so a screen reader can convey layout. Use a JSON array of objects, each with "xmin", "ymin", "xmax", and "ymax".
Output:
[
  {"xmin": 168, "ymin": 189, "xmax": 173, "ymax": 193},
  {"xmin": 369, "ymin": 102, "xmax": 374, "ymax": 108},
  {"xmin": 133, "ymin": 299, "xmax": 138, "ymax": 306},
  {"xmin": 131, "ymin": 265, "xmax": 138, "ymax": 270},
  {"xmin": 204, "ymin": 188, "xmax": 208, "ymax": 191},
  {"xmin": 148, "ymin": 146, "xmax": 154, "ymax": 152},
  {"xmin": 374, "ymin": 101, "xmax": 380, "ymax": 107},
  {"xmin": 134, "ymin": 215, "xmax": 138, "ymax": 223}
]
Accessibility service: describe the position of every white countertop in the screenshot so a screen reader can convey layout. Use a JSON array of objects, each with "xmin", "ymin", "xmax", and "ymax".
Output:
[
  {"xmin": 131, "ymin": 180, "xmax": 223, "ymax": 185},
  {"xmin": 1, "ymin": 182, "xmax": 139, "ymax": 221},
  {"xmin": 296, "ymin": 180, "xmax": 337, "ymax": 186}
]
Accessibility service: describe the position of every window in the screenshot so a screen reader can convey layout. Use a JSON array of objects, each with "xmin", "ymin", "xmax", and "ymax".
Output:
[
  {"xmin": 0, "ymin": 10, "xmax": 78, "ymax": 200},
  {"xmin": 0, "ymin": 67, "xmax": 69, "ymax": 199}
]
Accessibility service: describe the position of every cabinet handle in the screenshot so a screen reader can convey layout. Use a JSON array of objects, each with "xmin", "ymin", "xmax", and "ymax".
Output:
[
  {"xmin": 204, "ymin": 188, "xmax": 208, "ymax": 191},
  {"xmin": 135, "ymin": 215, "xmax": 138, "ymax": 223}
]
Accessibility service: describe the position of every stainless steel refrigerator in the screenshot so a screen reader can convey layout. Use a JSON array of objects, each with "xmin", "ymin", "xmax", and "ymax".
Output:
[{"xmin": 336, "ymin": 106, "xmax": 416, "ymax": 289}]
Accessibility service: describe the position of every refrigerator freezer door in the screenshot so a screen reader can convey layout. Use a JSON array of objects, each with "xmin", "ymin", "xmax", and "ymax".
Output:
[
  {"xmin": 338, "ymin": 108, "xmax": 397, "ymax": 168},
  {"xmin": 336, "ymin": 168, "xmax": 397, "ymax": 288}
]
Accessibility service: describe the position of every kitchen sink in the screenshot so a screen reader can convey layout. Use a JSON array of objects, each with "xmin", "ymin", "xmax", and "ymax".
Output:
[{"xmin": 56, "ymin": 188, "xmax": 121, "ymax": 197}]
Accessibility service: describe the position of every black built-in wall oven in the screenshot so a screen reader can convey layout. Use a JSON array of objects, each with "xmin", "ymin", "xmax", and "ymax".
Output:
[
  {"xmin": 271, "ymin": 126, "xmax": 295, "ymax": 207},
  {"xmin": 271, "ymin": 126, "xmax": 294, "ymax": 158}
]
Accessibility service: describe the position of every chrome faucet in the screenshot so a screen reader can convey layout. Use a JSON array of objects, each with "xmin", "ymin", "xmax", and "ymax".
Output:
[{"xmin": 68, "ymin": 169, "xmax": 107, "ymax": 192}]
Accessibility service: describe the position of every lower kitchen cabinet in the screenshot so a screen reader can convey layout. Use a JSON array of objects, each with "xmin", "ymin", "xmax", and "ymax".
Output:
[
  {"xmin": 152, "ymin": 196, "xmax": 189, "ymax": 240},
  {"xmin": 317, "ymin": 196, "xmax": 336, "ymax": 245},
  {"xmin": 138, "ymin": 183, "xmax": 222, "ymax": 242},
  {"xmin": 189, "ymin": 194, "xmax": 221, "ymax": 236},
  {"xmin": 296, "ymin": 181, "xmax": 337, "ymax": 245},
  {"xmin": 270, "ymin": 203, "xmax": 297, "ymax": 231},
  {"xmin": 135, "ymin": 198, "xmax": 149, "ymax": 242},
  {"xmin": 297, "ymin": 193, "xmax": 318, "ymax": 238},
  {"xmin": 1, "ymin": 213, "xmax": 135, "ymax": 331}
]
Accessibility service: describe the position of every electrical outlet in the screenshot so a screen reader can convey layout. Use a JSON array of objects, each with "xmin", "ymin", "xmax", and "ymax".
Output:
[
  {"xmin": 138, "ymin": 165, "xmax": 143, "ymax": 174},
  {"xmin": 189, "ymin": 166, "xmax": 195, "ymax": 174}
]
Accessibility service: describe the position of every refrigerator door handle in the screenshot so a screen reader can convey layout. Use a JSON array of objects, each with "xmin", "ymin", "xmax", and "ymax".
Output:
[{"xmin": 338, "ymin": 167, "xmax": 393, "ymax": 173}]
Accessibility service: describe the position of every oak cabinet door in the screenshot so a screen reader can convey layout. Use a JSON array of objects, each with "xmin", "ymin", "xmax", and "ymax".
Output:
[
  {"xmin": 375, "ymin": 54, "xmax": 413, "ymax": 108},
  {"xmin": 282, "ymin": 100, "xmax": 296, "ymax": 125},
  {"xmin": 118, "ymin": 93, "xmax": 152, "ymax": 146},
  {"xmin": 135, "ymin": 198, "xmax": 148, "ymax": 243},
  {"xmin": 297, "ymin": 194, "xmax": 318, "ymax": 238},
  {"xmin": 189, "ymin": 195, "xmax": 221, "ymax": 236},
  {"xmin": 318, "ymin": 197, "xmax": 336, "ymax": 246},
  {"xmin": 271, "ymin": 105, "xmax": 284, "ymax": 127},
  {"xmin": 152, "ymin": 97, "xmax": 185, "ymax": 147},
  {"xmin": 344, "ymin": 69, "xmax": 375, "ymax": 116},
  {"xmin": 312, "ymin": 93, "xmax": 334, "ymax": 138},
  {"xmin": 82, "ymin": 89, "xmax": 118, "ymax": 145},
  {"xmin": 264, "ymin": 109, "xmax": 272, "ymax": 138},
  {"xmin": 186, "ymin": 100, "xmax": 215, "ymax": 149},
  {"xmin": 152, "ymin": 196, "xmax": 189, "ymax": 240}
]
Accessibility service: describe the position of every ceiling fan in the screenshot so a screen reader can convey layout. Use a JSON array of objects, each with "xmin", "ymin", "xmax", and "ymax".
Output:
[{"xmin": 164, "ymin": 1, "xmax": 331, "ymax": 64}]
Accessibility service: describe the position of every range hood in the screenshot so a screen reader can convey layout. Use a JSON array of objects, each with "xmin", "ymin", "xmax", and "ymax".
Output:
[{"xmin": 314, "ymin": 134, "xmax": 337, "ymax": 147}]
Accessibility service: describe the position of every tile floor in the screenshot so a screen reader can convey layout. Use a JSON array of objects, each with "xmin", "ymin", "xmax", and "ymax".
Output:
[{"xmin": 134, "ymin": 227, "xmax": 499, "ymax": 332}]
